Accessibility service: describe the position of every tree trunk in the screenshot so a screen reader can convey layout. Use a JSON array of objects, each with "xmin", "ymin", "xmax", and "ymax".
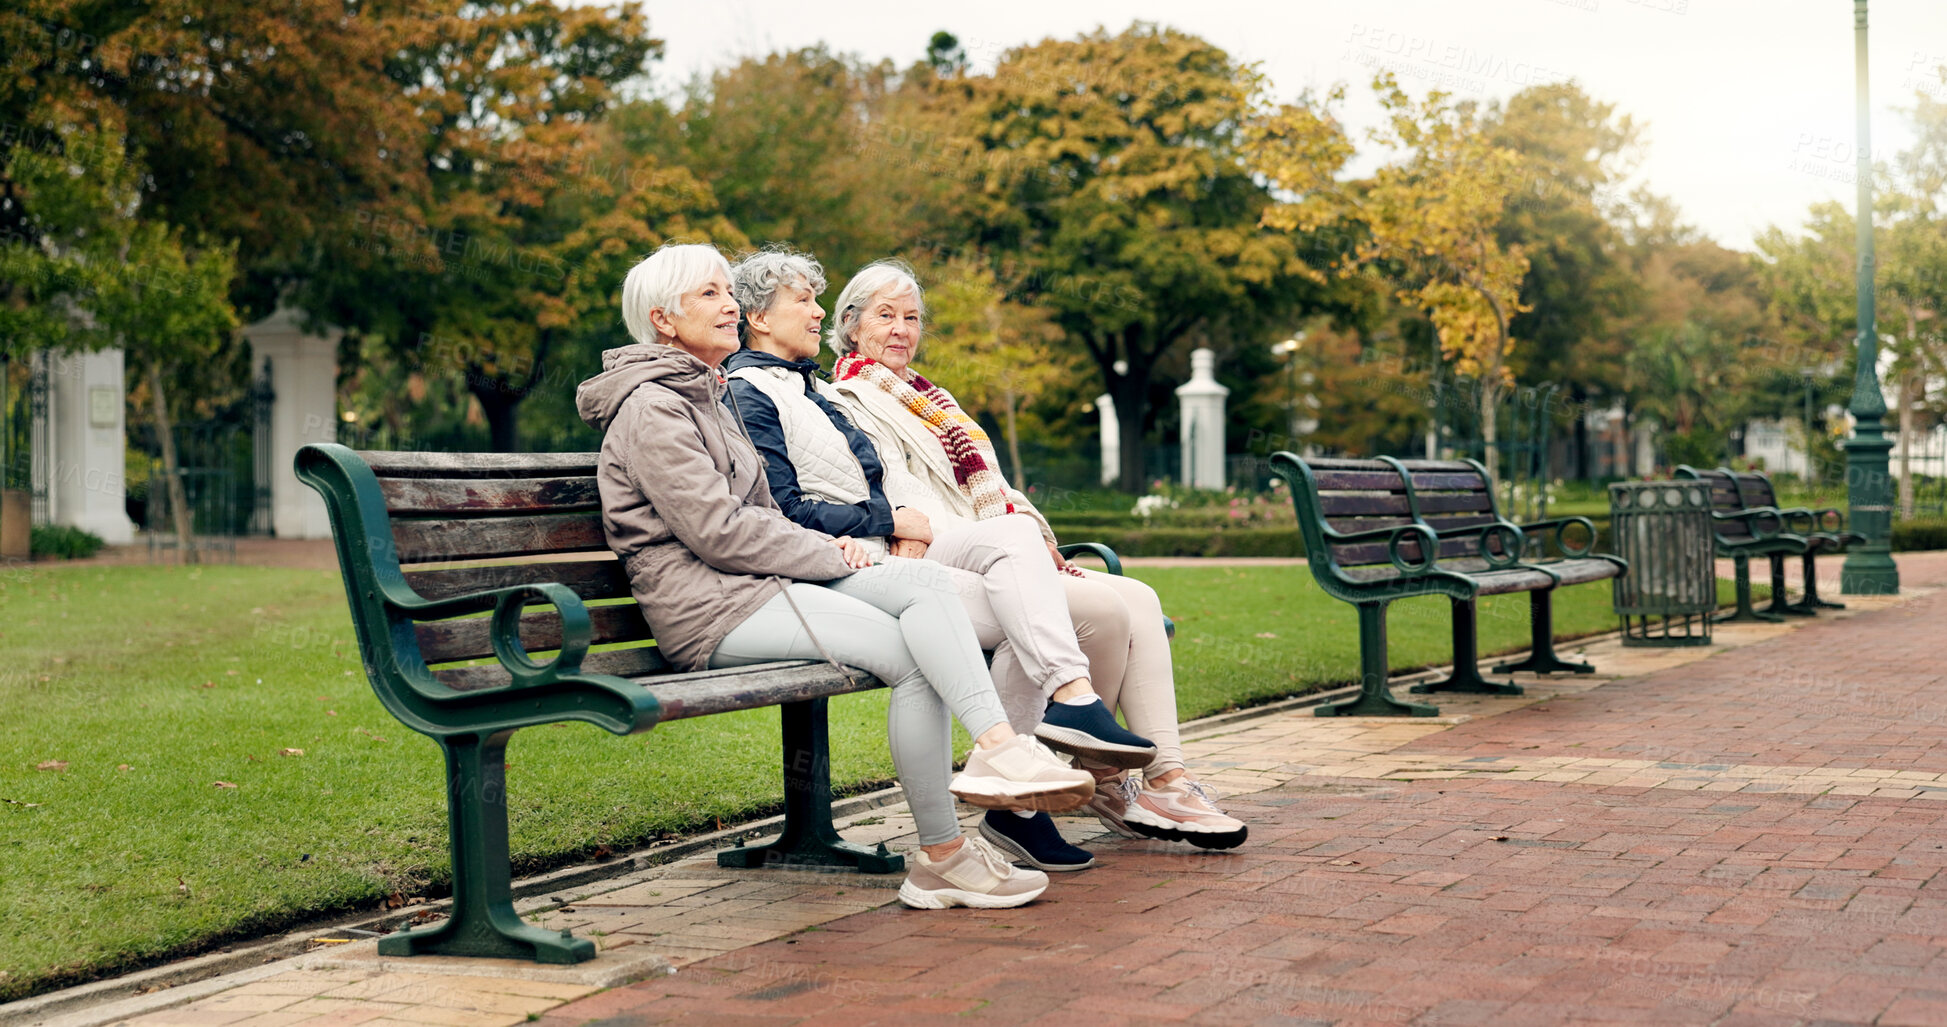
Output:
[
  {"xmin": 469, "ymin": 374, "xmax": 522, "ymax": 453},
  {"xmin": 1478, "ymin": 377, "xmax": 1501, "ymax": 491},
  {"xmin": 1899, "ymin": 369, "xmax": 1917, "ymax": 519},
  {"xmin": 147, "ymin": 363, "xmax": 198, "ymax": 565},
  {"xmin": 1113, "ymin": 368, "xmax": 1150, "ymax": 494},
  {"xmin": 1001, "ymin": 386, "xmax": 1023, "ymax": 488}
]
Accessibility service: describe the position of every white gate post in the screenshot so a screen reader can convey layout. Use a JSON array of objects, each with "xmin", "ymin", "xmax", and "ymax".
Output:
[{"xmin": 1174, "ymin": 348, "xmax": 1229, "ymax": 490}]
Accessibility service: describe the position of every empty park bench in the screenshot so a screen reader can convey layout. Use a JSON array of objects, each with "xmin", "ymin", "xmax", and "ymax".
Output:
[
  {"xmin": 294, "ymin": 442, "xmax": 1134, "ymax": 964},
  {"xmin": 1270, "ymin": 453, "xmax": 1626, "ymax": 718},
  {"xmin": 1676, "ymin": 465, "xmax": 1862, "ymax": 620}
]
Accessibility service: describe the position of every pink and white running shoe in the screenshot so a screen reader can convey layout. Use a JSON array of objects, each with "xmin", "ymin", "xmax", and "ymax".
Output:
[{"xmin": 1123, "ymin": 778, "xmax": 1248, "ymax": 850}]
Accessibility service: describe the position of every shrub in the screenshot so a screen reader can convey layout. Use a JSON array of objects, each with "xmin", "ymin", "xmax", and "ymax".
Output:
[
  {"xmin": 1893, "ymin": 518, "xmax": 1947, "ymax": 552},
  {"xmin": 30, "ymin": 524, "xmax": 106, "ymax": 560}
]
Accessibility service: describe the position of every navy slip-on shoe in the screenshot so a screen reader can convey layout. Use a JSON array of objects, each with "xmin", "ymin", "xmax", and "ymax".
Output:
[
  {"xmin": 1034, "ymin": 699, "xmax": 1157, "ymax": 770},
  {"xmin": 977, "ymin": 810, "xmax": 1097, "ymax": 872}
]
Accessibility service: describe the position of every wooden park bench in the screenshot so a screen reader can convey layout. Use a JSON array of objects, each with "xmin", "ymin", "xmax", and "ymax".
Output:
[
  {"xmin": 1676, "ymin": 465, "xmax": 1861, "ymax": 620},
  {"xmin": 1270, "ymin": 454, "xmax": 1626, "ymax": 717},
  {"xmin": 295, "ymin": 442, "xmax": 1133, "ymax": 964}
]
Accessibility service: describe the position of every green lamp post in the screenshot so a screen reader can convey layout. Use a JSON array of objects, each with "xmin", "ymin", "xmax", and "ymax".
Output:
[{"xmin": 1842, "ymin": 0, "xmax": 1900, "ymax": 595}]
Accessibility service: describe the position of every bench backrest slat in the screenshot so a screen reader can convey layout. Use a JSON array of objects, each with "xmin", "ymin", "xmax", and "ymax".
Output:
[
  {"xmin": 392, "ymin": 512, "xmax": 609, "ymax": 563},
  {"xmin": 379, "ymin": 476, "xmax": 602, "ymax": 517},
  {"xmin": 416, "ymin": 603, "xmax": 654, "ymax": 664},
  {"xmin": 403, "ymin": 557, "xmax": 632, "ymax": 604},
  {"xmin": 434, "ymin": 646, "xmax": 670, "ymax": 691},
  {"xmin": 1731, "ymin": 471, "xmax": 1780, "ymax": 509},
  {"xmin": 353, "ymin": 450, "xmax": 662, "ymax": 674},
  {"xmin": 361, "ymin": 451, "xmax": 600, "ymax": 479}
]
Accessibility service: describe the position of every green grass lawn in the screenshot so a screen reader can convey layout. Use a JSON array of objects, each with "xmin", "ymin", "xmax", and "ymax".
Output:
[{"xmin": 0, "ymin": 561, "xmax": 1680, "ymax": 999}]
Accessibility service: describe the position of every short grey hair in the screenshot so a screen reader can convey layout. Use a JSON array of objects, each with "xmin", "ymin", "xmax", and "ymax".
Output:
[
  {"xmin": 620, "ymin": 242, "xmax": 732, "ymax": 345},
  {"xmin": 730, "ymin": 248, "xmax": 828, "ymax": 346},
  {"xmin": 826, "ymin": 259, "xmax": 925, "ymax": 359}
]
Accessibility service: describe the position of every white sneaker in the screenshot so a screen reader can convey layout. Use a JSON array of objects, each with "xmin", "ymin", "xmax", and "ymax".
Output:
[
  {"xmin": 898, "ymin": 835, "xmax": 1050, "ymax": 909},
  {"xmin": 949, "ymin": 735, "xmax": 1095, "ymax": 812}
]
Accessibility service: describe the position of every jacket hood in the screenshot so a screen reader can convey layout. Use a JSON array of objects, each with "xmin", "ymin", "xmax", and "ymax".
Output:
[
  {"xmin": 577, "ymin": 343, "xmax": 715, "ymax": 432},
  {"xmin": 722, "ymin": 349, "xmax": 822, "ymax": 381}
]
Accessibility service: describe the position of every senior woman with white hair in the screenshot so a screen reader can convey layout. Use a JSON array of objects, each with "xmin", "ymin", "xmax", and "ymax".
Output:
[
  {"xmin": 575, "ymin": 242, "xmax": 1097, "ymax": 909},
  {"xmin": 724, "ymin": 247, "xmax": 1157, "ymax": 873},
  {"xmin": 823, "ymin": 259, "xmax": 1248, "ymax": 852}
]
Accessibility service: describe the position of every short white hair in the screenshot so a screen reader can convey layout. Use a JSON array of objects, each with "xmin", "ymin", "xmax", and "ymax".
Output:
[
  {"xmin": 620, "ymin": 242, "xmax": 732, "ymax": 344},
  {"xmin": 826, "ymin": 259, "xmax": 924, "ymax": 359},
  {"xmin": 731, "ymin": 249, "xmax": 827, "ymax": 346}
]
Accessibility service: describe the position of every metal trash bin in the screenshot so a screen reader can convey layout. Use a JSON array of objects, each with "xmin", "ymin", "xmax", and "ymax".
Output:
[{"xmin": 1609, "ymin": 480, "xmax": 1716, "ymax": 647}]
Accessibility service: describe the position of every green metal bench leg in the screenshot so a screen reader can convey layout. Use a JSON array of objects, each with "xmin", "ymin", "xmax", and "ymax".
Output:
[
  {"xmin": 1317, "ymin": 602, "xmax": 1439, "ymax": 717},
  {"xmin": 1716, "ymin": 555, "xmax": 1783, "ymax": 624},
  {"xmin": 1789, "ymin": 551, "xmax": 1845, "ymax": 612},
  {"xmin": 717, "ymin": 698, "xmax": 904, "ymax": 873},
  {"xmin": 1492, "ymin": 590, "xmax": 1595, "ymax": 675},
  {"xmin": 1411, "ymin": 598, "xmax": 1523, "ymax": 696},
  {"xmin": 1766, "ymin": 553, "xmax": 1815, "ymax": 617},
  {"xmin": 378, "ymin": 730, "xmax": 595, "ymax": 964}
]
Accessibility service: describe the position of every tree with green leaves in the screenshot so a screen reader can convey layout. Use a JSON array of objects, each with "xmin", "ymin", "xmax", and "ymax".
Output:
[
  {"xmin": 302, "ymin": 1, "xmax": 746, "ymax": 451},
  {"xmin": 929, "ymin": 23, "xmax": 1317, "ymax": 491},
  {"xmin": 2, "ymin": 127, "xmax": 236, "ymax": 556}
]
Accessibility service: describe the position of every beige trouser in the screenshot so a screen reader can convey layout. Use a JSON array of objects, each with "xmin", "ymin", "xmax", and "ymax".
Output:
[
  {"xmin": 923, "ymin": 514, "xmax": 1092, "ymax": 731},
  {"xmin": 1061, "ymin": 569, "xmax": 1185, "ymax": 779}
]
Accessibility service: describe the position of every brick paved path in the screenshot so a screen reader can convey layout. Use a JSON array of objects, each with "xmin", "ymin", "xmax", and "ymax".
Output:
[{"xmin": 540, "ymin": 590, "xmax": 1947, "ymax": 1026}]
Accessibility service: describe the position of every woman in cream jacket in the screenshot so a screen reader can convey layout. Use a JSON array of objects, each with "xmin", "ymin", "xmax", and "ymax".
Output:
[{"xmin": 823, "ymin": 260, "xmax": 1247, "ymax": 852}]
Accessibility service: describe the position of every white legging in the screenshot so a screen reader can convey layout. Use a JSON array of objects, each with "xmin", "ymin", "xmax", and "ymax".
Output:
[{"xmin": 708, "ymin": 559, "xmax": 1008, "ymax": 846}]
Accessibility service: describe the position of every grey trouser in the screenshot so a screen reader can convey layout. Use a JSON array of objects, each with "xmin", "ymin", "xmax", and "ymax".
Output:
[
  {"xmin": 708, "ymin": 559, "xmax": 1009, "ymax": 846},
  {"xmin": 925, "ymin": 514, "xmax": 1091, "ymax": 733}
]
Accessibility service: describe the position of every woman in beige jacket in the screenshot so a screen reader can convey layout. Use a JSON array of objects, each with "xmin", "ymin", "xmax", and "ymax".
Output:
[
  {"xmin": 576, "ymin": 243, "xmax": 1094, "ymax": 908},
  {"xmin": 825, "ymin": 260, "xmax": 1247, "ymax": 851}
]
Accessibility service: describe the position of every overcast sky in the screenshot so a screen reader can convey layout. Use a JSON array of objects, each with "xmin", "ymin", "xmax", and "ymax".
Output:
[{"xmin": 624, "ymin": 0, "xmax": 1947, "ymax": 252}]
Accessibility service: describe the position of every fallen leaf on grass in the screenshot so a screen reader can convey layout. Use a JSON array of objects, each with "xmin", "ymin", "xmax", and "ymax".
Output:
[
  {"xmin": 226, "ymin": 670, "xmax": 240, "ymax": 676},
  {"xmin": 279, "ymin": 748, "xmax": 304, "ymax": 757},
  {"xmin": 117, "ymin": 764, "xmax": 131, "ymax": 771},
  {"xmin": 35, "ymin": 760, "xmax": 67, "ymax": 772},
  {"xmin": 1254, "ymin": 632, "xmax": 1278, "ymax": 639},
  {"xmin": 212, "ymin": 781, "xmax": 238, "ymax": 789}
]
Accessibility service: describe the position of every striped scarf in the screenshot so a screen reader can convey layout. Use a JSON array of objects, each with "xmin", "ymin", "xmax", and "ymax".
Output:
[{"xmin": 833, "ymin": 353, "xmax": 1014, "ymax": 520}]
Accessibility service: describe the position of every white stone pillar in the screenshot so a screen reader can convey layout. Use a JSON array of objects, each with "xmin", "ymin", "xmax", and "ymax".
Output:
[
  {"xmin": 1096, "ymin": 392, "xmax": 1119, "ymax": 487},
  {"xmin": 245, "ymin": 306, "xmax": 339, "ymax": 539},
  {"xmin": 1174, "ymin": 348, "xmax": 1229, "ymax": 490},
  {"xmin": 45, "ymin": 348, "xmax": 136, "ymax": 544}
]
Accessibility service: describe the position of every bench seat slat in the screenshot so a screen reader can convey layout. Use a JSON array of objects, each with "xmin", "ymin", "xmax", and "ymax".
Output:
[
  {"xmin": 393, "ymin": 513, "xmax": 608, "ymax": 563},
  {"xmin": 429, "ymin": 658, "xmax": 884, "ymax": 720},
  {"xmin": 359, "ymin": 450, "xmax": 599, "ymax": 479},
  {"xmin": 641, "ymin": 662, "xmax": 887, "ymax": 722},
  {"xmin": 418, "ymin": 603, "xmax": 653, "ymax": 664},
  {"xmin": 405, "ymin": 557, "xmax": 632, "ymax": 603},
  {"xmin": 381, "ymin": 477, "xmax": 602, "ymax": 517}
]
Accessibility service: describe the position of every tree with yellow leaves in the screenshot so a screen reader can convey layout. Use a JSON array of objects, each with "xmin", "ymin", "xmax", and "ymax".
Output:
[{"xmin": 1252, "ymin": 72, "xmax": 1531, "ymax": 484}]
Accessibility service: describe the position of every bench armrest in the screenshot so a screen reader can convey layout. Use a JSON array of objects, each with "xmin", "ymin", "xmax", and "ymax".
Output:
[
  {"xmin": 1057, "ymin": 542, "xmax": 1123, "ymax": 576},
  {"xmin": 1322, "ymin": 522, "xmax": 1442, "ymax": 574},
  {"xmin": 1427, "ymin": 519, "xmax": 1525, "ymax": 568},
  {"xmin": 1517, "ymin": 516, "xmax": 1600, "ymax": 558},
  {"xmin": 1708, "ymin": 506, "xmax": 1784, "ymax": 540},
  {"xmin": 390, "ymin": 581, "xmax": 597, "ymax": 689}
]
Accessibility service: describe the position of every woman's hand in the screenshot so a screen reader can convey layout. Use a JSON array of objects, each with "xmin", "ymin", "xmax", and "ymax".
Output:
[
  {"xmin": 832, "ymin": 536, "xmax": 874, "ymax": 569},
  {"xmin": 890, "ymin": 538, "xmax": 929, "ymax": 560},
  {"xmin": 891, "ymin": 506, "xmax": 933, "ymax": 542},
  {"xmin": 1047, "ymin": 541, "xmax": 1086, "ymax": 577}
]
